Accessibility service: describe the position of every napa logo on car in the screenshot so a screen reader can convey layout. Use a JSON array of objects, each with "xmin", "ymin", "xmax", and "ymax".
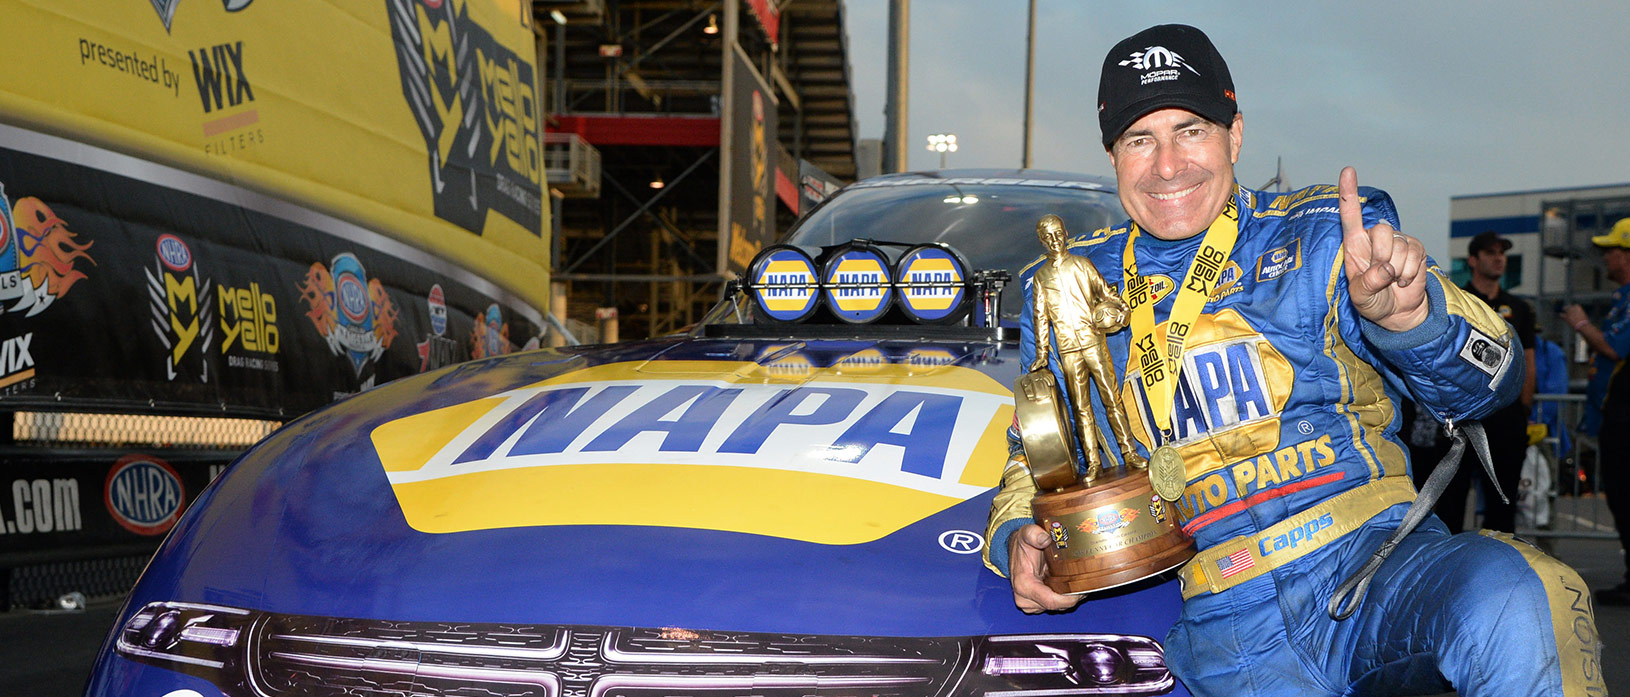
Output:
[
  {"xmin": 752, "ymin": 248, "xmax": 818, "ymax": 321},
  {"xmin": 371, "ymin": 360, "xmax": 1015, "ymax": 543},
  {"xmin": 822, "ymin": 247, "xmax": 892, "ymax": 322},
  {"xmin": 896, "ymin": 245, "xmax": 967, "ymax": 322},
  {"xmin": 103, "ymin": 454, "xmax": 186, "ymax": 536}
]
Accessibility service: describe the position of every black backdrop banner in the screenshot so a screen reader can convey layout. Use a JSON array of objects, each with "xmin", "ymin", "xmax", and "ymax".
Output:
[
  {"xmin": 0, "ymin": 451, "xmax": 230, "ymax": 559},
  {"xmin": 0, "ymin": 126, "xmax": 543, "ymax": 419}
]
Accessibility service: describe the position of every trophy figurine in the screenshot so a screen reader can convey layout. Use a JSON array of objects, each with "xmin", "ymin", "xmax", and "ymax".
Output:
[{"xmin": 1013, "ymin": 214, "xmax": 1194, "ymax": 594}]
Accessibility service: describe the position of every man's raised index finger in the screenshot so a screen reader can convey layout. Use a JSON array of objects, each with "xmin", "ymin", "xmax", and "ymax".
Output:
[{"xmin": 1338, "ymin": 166, "xmax": 1365, "ymax": 240}]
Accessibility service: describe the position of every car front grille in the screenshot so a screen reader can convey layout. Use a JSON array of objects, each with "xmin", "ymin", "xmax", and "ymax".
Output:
[
  {"xmin": 118, "ymin": 602, "xmax": 1174, "ymax": 697},
  {"xmin": 251, "ymin": 617, "xmax": 955, "ymax": 697}
]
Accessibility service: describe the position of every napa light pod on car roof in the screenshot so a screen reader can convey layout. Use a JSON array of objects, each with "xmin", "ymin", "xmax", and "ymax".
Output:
[
  {"xmin": 746, "ymin": 245, "xmax": 821, "ymax": 323},
  {"xmin": 895, "ymin": 243, "xmax": 973, "ymax": 324},
  {"xmin": 820, "ymin": 242, "xmax": 894, "ymax": 323}
]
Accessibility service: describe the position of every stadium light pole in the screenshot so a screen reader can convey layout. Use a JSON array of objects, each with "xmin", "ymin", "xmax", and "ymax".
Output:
[
  {"xmin": 926, "ymin": 133, "xmax": 958, "ymax": 169},
  {"xmin": 1022, "ymin": 0, "xmax": 1035, "ymax": 169}
]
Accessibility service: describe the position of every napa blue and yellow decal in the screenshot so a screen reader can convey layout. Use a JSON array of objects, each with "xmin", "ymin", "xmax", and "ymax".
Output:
[
  {"xmin": 370, "ymin": 360, "xmax": 1014, "ymax": 543},
  {"xmin": 821, "ymin": 246, "xmax": 893, "ymax": 323},
  {"xmin": 896, "ymin": 245, "xmax": 967, "ymax": 323},
  {"xmin": 1254, "ymin": 239, "xmax": 1302, "ymax": 282},
  {"xmin": 1115, "ymin": 309, "xmax": 1299, "ymax": 519},
  {"xmin": 750, "ymin": 247, "xmax": 819, "ymax": 322}
]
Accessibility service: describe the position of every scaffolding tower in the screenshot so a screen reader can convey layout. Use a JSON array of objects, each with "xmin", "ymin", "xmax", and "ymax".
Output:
[{"xmin": 537, "ymin": 0, "xmax": 859, "ymax": 340}]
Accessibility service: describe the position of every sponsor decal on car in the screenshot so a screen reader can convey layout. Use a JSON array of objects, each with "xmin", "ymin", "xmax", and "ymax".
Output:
[{"xmin": 371, "ymin": 361, "xmax": 1014, "ymax": 543}]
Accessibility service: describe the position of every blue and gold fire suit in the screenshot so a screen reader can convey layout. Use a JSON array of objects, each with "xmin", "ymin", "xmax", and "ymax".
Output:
[{"xmin": 985, "ymin": 184, "xmax": 1604, "ymax": 696}]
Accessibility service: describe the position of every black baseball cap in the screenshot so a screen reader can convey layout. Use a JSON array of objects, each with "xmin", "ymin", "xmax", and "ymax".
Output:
[
  {"xmin": 1467, "ymin": 230, "xmax": 1512, "ymax": 255},
  {"xmin": 1098, "ymin": 24, "xmax": 1237, "ymax": 147}
]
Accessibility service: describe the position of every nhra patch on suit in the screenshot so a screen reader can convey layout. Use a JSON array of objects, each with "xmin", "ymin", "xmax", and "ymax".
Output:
[{"xmin": 1458, "ymin": 328, "xmax": 1511, "ymax": 387}]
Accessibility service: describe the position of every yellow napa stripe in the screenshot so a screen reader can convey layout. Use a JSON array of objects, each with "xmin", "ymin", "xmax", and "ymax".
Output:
[
  {"xmin": 959, "ymin": 403, "xmax": 1016, "ymax": 487},
  {"xmin": 1479, "ymin": 531, "xmax": 1606, "ymax": 695},
  {"xmin": 373, "ymin": 397, "xmax": 507, "ymax": 473},
  {"xmin": 1324, "ymin": 249, "xmax": 1388, "ymax": 480},
  {"xmin": 390, "ymin": 462, "xmax": 964, "ymax": 544}
]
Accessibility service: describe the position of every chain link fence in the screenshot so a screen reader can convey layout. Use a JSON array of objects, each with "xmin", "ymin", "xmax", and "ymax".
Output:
[{"xmin": 11, "ymin": 411, "xmax": 281, "ymax": 450}]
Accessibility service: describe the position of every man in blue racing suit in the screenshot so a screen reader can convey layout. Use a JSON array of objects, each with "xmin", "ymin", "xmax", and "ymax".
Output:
[{"xmin": 983, "ymin": 24, "xmax": 1603, "ymax": 697}]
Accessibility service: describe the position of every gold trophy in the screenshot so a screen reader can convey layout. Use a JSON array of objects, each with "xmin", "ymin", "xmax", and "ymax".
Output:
[{"xmin": 1014, "ymin": 215, "xmax": 1194, "ymax": 594}]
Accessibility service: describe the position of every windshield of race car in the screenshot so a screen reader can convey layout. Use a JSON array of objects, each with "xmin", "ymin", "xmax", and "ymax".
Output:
[{"xmin": 774, "ymin": 177, "xmax": 1126, "ymax": 324}]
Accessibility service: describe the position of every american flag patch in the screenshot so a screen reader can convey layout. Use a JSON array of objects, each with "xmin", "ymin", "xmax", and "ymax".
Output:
[{"xmin": 1216, "ymin": 549, "xmax": 1254, "ymax": 578}]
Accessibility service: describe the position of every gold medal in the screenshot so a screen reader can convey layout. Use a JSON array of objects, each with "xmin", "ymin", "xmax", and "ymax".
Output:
[{"xmin": 1150, "ymin": 445, "xmax": 1186, "ymax": 502}]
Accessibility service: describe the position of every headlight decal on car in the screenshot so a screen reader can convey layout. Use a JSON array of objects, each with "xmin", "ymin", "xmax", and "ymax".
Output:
[
  {"xmin": 370, "ymin": 361, "xmax": 1014, "ymax": 542},
  {"xmin": 114, "ymin": 602, "xmax": 1177, "ymax": 697}
]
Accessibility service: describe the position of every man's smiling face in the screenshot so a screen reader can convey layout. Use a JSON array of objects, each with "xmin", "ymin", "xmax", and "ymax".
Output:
[{"xmin": 1108, "ymin": 108, "xmax": 1243, "ymax": 241}]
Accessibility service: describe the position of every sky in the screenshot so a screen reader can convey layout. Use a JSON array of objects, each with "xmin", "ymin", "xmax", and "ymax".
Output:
[{"xmin": 841, "ymin": 1, "xmax": 1630, "ymax": 262}]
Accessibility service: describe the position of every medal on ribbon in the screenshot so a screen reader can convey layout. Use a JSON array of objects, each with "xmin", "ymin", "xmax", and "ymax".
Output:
[{"xmin": 1123, "ymin": 187, "xmax": 1242, "ymax": 501}]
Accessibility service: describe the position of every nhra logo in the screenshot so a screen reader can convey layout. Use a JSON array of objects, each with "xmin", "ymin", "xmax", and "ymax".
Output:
[
  {"xmin": 370, "ymin": 361, "xmax": 1014, "ymax": 543},
  {"xmin": 298, "ymin": 252, "xmax": 399, "ymax": 377},
  {"xmin": 0, "ymin": 187, "xmax": 95, "ymax": 318},
  {"xmin": 104, "ymin": 455, "xmax": 185, "ymax": 536},
  {"xmin": 145, "ymin": 235, "xmax": 214, "ymax": 383},
  {"xmin": 157, "ymin": 234, "xmax": 192, "ymax": 271},
  {"xmin": 385, "ymin": 0, "xmax": 543, "ymax": 235}
]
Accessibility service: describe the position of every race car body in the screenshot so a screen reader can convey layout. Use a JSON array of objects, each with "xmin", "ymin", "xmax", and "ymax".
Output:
[{"xmin": 85, "ymin": 170, "xmax": 1191, "ymax": 697}]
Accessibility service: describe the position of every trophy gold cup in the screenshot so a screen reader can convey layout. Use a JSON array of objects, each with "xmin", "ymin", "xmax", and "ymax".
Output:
[{"xmin": 1014, "ymin": 215, "xmax": 1194, "ymax": 594}]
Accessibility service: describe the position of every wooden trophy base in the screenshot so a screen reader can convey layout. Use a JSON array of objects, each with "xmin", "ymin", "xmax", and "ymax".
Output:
[{"xmin": 1033, "ymin": 468, "xmax": 1195, "ymax": 594}]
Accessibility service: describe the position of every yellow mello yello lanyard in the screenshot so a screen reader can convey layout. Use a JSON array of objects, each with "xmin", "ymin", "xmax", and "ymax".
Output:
[{"xmin": 1122, "ymin": 187, "xmax": 1241, "ymax": 443}]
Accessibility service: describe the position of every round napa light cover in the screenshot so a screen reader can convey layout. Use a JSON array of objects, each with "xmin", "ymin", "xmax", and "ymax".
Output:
[
  {"xmin": 822, "ymin": 243, "xmax": 894, "ymax": 323},
  {"xmin": 895, "ymin": 243, "xmax": 971, "ymax": 323},
  {"xmin": 748, "ymin": 245, "xmax": 820, "ymax": 322}
]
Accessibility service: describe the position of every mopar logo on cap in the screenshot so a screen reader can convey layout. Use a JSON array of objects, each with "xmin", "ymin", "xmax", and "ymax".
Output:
[
  {"xmin": 749, "ymin": 246, "xmax": 819, "ymax": 322},
  {"xmin": 822, "ymin": 245, "xmax": 892, "ymax": 323},
  {"xmin": 156, "ymin": 235, "xmax": 192, "ymax": 272},
  {"xmin": 896, "ymin": 245, "xmax": 968, "ymax": 323},
  {"xmin": 104, "ymin": 455, "xmax": 186, "ymax": 536}
]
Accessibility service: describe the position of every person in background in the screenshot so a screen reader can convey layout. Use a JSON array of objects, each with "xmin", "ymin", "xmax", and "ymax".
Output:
[
  {"xmin": 1563, "ymin": 216, "xmax": 1630, "ymax": 605},
  {"xmin": 1451, "ymin": 230, "xmax": 1536, "ymax": 532}
]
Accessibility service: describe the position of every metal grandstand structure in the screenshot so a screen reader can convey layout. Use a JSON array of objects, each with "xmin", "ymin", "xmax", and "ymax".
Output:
[{"xmin": 537, "ymin": 0, "xmax": 860, "ymax": 339}]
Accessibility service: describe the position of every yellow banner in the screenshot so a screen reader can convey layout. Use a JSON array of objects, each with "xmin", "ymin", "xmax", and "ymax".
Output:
[{"xmin": 0, "ymin": 0, "xmax": 549, "ymax": 313}]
